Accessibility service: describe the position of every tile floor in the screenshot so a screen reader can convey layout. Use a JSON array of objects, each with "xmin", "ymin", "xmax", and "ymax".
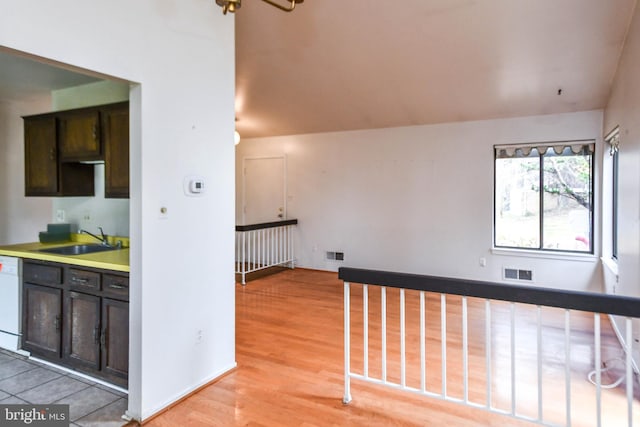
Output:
[{"xmin": 0, "ymin": 348, "xmax": 128, "ymax": 426}]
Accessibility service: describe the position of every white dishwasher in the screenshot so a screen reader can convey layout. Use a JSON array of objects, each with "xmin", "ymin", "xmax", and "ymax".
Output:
[{"xmin": 0, "ymin": 256, "xmax": 22, "ymax": 351}]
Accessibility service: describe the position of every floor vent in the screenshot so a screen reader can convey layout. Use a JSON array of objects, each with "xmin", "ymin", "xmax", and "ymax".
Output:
[
  {"xmin": 327, "ymin": 251, "xmax": 344, "ymax": 261},
  {"xmin": 504, "ymin": 267, "xmax": 533, "ymax": 282}
]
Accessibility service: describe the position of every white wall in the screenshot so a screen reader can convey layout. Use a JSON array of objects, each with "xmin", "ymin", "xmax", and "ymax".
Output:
[
  {"xmin": 53, "ymin": 164, "xmax": 130, "ymax": 237},
  {"xmin": 603, "ymin": 1, "xmax": 640, "ymax": 362},
  {"xmin": 51, "ymin": 80, "xmax": 131, "ymax": 236},
  {"xmin": 0, "ymin": 97, "xmax": 53, "ymax": 244},
  {"xmin": 236, "ymin": 110, "xmax": 604, "ymax": 292},
  {"xmin": 603, "ymin": 1, "xmax": 640, "ymax": 300},
  {"xmin": 1, "ymin": 1, "xmax": 236, "ymax": 421}
]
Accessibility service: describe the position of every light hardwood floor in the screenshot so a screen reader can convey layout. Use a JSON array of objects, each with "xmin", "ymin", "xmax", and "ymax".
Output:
[{"xmin": 145, "ymin": 269, "xmax": 638, "ymax": 427}]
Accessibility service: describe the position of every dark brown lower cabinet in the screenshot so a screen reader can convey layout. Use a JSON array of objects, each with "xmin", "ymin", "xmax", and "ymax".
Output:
[
  {"xmin": 102, "ymin": 298, "xmax": 129, "ymax": 382},
  {"xmin": 22, "ymin": 283, "xmax": 62, "ymax": 359},
  {"xmin": 22, "ymin": 260, "xmax": 128, "ymax": 387},
  {"xmin": 64, "ymin": 291, "xmax": 101, "ymax": 371}
]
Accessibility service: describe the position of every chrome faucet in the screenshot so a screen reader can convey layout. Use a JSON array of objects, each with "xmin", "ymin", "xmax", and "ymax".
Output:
[{"xmin": 79, "ymin": 227, "xmax": 110, "ymax": 246}]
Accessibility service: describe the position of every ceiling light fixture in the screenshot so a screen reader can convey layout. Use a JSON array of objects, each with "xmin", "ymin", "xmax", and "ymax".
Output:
[{"xmin": 216, "ymin": 0, "xmax": 304, "ymax": 15}]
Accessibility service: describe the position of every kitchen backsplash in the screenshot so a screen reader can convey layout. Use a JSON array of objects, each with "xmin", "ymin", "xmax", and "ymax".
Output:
[{"xmin": 52, "ymin": 164, "xmax": 129, "ymax": 236}]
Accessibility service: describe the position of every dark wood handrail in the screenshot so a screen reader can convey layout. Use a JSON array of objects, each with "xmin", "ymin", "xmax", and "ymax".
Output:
[
  {"xmin": 339, "ymin": 267, "xmax": 640, "ymax": 318},
  {"xmin": 235, "ymin": 219, "xmax": 298, "ymax": 232}
]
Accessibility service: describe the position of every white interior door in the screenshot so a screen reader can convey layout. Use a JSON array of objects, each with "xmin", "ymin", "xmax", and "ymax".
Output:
[{"xmin": 243, "ymin": 156, "xmax": 286, "ymax": 224}]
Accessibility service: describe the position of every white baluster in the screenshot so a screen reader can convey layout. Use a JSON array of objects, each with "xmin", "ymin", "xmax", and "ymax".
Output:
[
  {"xmin": 363, "ymin": 284, "xmax": 369, "ymax": 378},
  {"xmin": 420, "ymin": 291, "xmax": 426, "ymax": 393},
  {"xmin": 400, "ymin": 288, "xmax": 406, "ymax": 387},
  {"xmin": 343, "ymin": 281, "xmax": 352, "ymax": 404},
  {"xmin": 441, "ymin": 293, "xmax": 447, "ymax": 397}
]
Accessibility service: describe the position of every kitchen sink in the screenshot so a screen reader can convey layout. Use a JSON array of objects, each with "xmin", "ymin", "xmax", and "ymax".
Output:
[{"xmin": 38, "ymin": 244, "xmax": 117, "ymax": 256}]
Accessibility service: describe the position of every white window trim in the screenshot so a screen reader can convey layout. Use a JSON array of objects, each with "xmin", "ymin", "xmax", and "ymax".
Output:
[
  {"xmin": 605, "ymin": 126, "xmax": 620, "ymax": 262},
  {"xmin": 491, "ymin": 247, "xmax": 598, "ymax": 263},
  {"xmin": 494, "ymin": 139, "xmax": 595, "ymax": 254},
  {"xmin": 601, "ymin": 256, "xmax": 619, "ymax": 277}
]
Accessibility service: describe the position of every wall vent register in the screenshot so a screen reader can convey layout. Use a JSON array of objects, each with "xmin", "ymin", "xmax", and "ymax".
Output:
[
  {"xmin": 503, "ymin": 267, "xmax": 533, "ymax": 282},
  {"xmin": 327, "ymin": 251, "xmax": 344, "ymax": 261}
]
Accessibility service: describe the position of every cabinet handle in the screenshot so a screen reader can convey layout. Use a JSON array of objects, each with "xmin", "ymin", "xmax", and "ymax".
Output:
[
  {"xmin": 72, "ymin": 277, "xmax": 90, "ymax": 285},
  {"xmin": 93, "ymin": 124, "xmax": 98, "ymax": 140},
  {"xmin": 49, "ymin": 148, "xmax": 55, "ymax": 161},
  {"xmin": 94, "ymin": 327, "xmax": 100, "ymax": 344},
  {"xmin": 100, "ymin": 328, "xmax": 106, "ymax": 349},
  {"xmin": 109, "ymin": 283, "xmax": 126, "ymax": 290},
  {"xmin": 54, "ymin": 315, "xmax": 61, "ymax": 332}
]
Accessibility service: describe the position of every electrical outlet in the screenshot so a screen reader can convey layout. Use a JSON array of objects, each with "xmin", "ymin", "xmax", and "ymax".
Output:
[
  {"xmin": 83, "ymin": 211, "xmax": 91, "ymax": 221},
  {"xmin": 56, "ymin": 210, "xmax": 66, "ymax": 222},
  {"xmin": 196, "ymin": 329, "xmax": 203, "ymax": 345}
]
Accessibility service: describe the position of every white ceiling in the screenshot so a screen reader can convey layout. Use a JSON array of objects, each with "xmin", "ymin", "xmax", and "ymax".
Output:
[
  {"xmin": 235, "ymin": 0, "xmax": 637, "ymax": 138},
  {"xmin": 1, "ymin": 0, "xmax": 635, "ymax": 139},
  {"xmin": 0, "ymin": 50, "xmax": 100, "ymax": 104}
]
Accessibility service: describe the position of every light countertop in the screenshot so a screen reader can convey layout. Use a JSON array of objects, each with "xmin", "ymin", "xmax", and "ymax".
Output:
[{"xmin": 0, "ymin": 237, "xmax": 130, "ymax": 273}]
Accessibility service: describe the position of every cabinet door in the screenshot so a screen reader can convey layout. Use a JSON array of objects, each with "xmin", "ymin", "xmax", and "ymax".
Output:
[
  {"xmin": 22, "ymin": 283, "xmax": 62, "ymax": 359},
  {"xmin": 23, "ymin": 113, "xmax": 94, "ymax": 197},
  {"xmin": 24, "ymin": 115, "xmax": 58, "ymax": 196},
  {"xmin": 58, "ymin": 109, "xmax": 101, "ymax": 161},
  {"xmin": 101, "ymin": 298, "xmax": 129, "ymax": 385},
  {"xmin": 64, "ymin": 291, "xmax": 101, "ymax": 371},
  {"xmin": 103, "ymin": 103, "xmax": 130, "ymax": 198}
]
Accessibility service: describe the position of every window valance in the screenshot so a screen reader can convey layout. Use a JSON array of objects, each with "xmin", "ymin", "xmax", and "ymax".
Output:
[
  {"xmin": 495, "ymin": 140, "xmax": 595, "ymax": 159},
  {"xmin": 605, "ymin": 127, "xmax": 619, "ymax": 156}
]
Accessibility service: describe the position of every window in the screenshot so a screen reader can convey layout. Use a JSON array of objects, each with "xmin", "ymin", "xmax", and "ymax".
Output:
[
  {"xmin": 494, "ymin": 141, "xmax": 594, "ymax": 253},
  {"xmin": 606, "ymin": 127, "xmax": 620, "ymax": 260}
]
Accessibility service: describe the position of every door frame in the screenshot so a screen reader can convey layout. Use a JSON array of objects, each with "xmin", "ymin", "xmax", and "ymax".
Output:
[{"xmin": 241, "ymin": 155, "xmax": 287, "ymax": 225}]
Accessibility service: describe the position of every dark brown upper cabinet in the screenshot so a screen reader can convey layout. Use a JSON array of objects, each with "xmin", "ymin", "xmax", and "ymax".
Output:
[
  {"xmin": 24, "ymin": 115, "xmax": 58, "ymax": 196},
  {"xmin": 58, "ymin": 108, "xmax": 102, "ymax": 161},
  {"xmin": 23, "ymin": 101, "xmax": 129, "ymax": 198},
  {"xmin": 102, "ymin": 102, "xmax": 130, "ymax": 198},
  {"xmin": 24, "ymin": 114, "xmax": 94, "ymax": 197}
]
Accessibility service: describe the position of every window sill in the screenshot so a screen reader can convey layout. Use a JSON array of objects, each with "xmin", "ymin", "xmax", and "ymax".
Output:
[
  {"xmin": 601, "ymin": 257, "xmax": 619, "ymax": 277},
  {"xmin": 491, "ymin": 247, "xmax": 598, "ymax": 263}
]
